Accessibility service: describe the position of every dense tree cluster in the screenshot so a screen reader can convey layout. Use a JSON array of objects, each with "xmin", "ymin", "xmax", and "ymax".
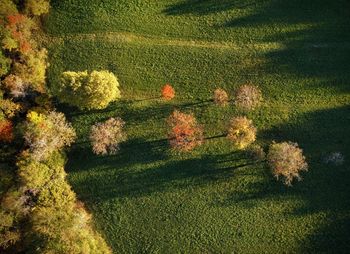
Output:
[{"xmin": 0, "ymin": 1, "xmax": 112, "ymax": 253}]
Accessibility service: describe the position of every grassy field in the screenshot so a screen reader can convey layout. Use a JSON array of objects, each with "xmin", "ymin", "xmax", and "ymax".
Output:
[{"xmin": 44, "ymin": 0, "xmax": 350, "ymax": 253}]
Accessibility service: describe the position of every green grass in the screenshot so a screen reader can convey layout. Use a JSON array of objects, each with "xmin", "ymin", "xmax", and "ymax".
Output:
[{"xmin": 44, "ymin": 0, "xmax": 350, "ymax": 253}]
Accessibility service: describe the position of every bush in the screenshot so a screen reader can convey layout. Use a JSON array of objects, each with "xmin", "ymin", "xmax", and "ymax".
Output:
[
  {"xmin": 167, "ymin": 110, "xmax": 203, "ymax": 151},
  {"xmin": 267, "ymin": 142, "xmax": 308, "ymax": 186},
  {"xmin": 23, "ymin": 111, "xmax": 76, "ymax": 161},
  {"xmin": 324, "ymin": 152, "xmax": 345, "ymax": 166},
  {"xmin": 227, "ymin": 116, "xmax": 256, "ymax": 149},
  {"xmin": 53, "ymin": 70, "xmax": 121, "ymax": 110},
  {"xmin": 162, "ymin": 84, "xmax": 175, "ymax": 100},
  {"xmin": 235, "ymin": 84, "xmax": 262, "ymax": 111},
  {"xmin": 213, "ymin": 88, "xmax": 229, "ymax": 106},
  {"xmin": 89, "ymin": 117, "xmax": 126, "ymax": 155},
  {"xmin": 24, "ymin": 0, "xmax": 50, "ymax": 16},
  {"xmin": 0, "ymin": 119, "xmax": 14, "ymax": 143}
]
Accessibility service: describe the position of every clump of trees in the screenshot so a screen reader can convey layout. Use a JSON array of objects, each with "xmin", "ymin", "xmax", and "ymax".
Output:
[
  {"xmin": 235, "ymin": 84, "xmax": 262, "ymax": 111},
  {"xmin": 0, "ymin": 1, "xmax": 113, "ymax": 253},
  {"xmin": 267, "ymin": 142, "xmax": 308, "ymax": 186},
  {"xmin": 227, "ymin": 116, "xmax": 256, "ymax": 149},
  {"xmin": 53, "ymin": 70, "xmax": 121, "ymax": 110},
  {"xmin": 90, "ymin": 117, "xmax": 127, "ymax": 155},
  {"xmin": 167, "ymin": 110, "xmax": 203, "ymax": 151},
  {"xmin": 213, "ymin": 88, "xmax": 229, "ymax": 106},
  {"xmin": 162, "ymin": 84, "xmax": 175, "ymax": 100}
]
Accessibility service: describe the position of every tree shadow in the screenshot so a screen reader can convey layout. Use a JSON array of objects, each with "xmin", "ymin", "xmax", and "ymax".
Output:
[
  {"xmin": 67, "ymin": 146, "xmax": 255, "ymax": 202},
  {"xmin": 164, "ymin": 0, "xmax": 256, "ymax": 16}
]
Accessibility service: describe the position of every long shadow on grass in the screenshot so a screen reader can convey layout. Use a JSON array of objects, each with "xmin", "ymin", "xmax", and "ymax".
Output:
[
  {"xmin": 67, "ymin": 144, "xmax": 254, "ymax": 201},
  {"xmin": 217, "ymin": 105, "xmax": 350, "ymax": 252}
]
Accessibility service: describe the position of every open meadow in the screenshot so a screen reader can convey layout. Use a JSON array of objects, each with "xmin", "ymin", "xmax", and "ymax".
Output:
[{"xmin": 44, "ymin": 0, "xmax": 350, "ymax": 253}]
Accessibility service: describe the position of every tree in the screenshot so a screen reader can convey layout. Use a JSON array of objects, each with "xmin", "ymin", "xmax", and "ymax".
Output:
[
  {"xmin": 23, "ymin": 111, "xmax": 76, "ymax": 161},
  {"xmin": 53, "ymin": 70, "xmax": 121, "ymax": 110},
  {"xmin": 2, "ymin": 74, "xmax": 27, "ymax": 97},
  {"xmin": 213, "ymin": 88, "xmax": 229, "ymax": 106},
  {"xmin": 267, "ymin": 142, "xmax": 308, "ymax": 186},
  {"xmin": 162, "ymin": 84, "xmax": 175, "ymax": 100},
  {"xmin": 227, "ymin": 116, "xmax": 256, "ymax": 149},
  {"xmin": 167, "ymin": 110, "xmax": 203, "ymax": 151},
  {"xmin": 24, "ymin": 0, "xmax": 50, "ymax": 16},
  {"xmin": 0, "ymin": 119, "xmax": 14, "ymax": 143},
  {"xmin": 89, "ymin": 117, "xmax": 126, "ymax": 155},
  {"xmin": 235, "ymin": 84, "xmax": 262, "ymax": 111}
]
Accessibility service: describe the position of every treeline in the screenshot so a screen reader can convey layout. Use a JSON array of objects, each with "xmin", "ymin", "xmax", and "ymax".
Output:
[{"xmin": 0, "ymin": 1, "xmax": 111, "ymax": 253}]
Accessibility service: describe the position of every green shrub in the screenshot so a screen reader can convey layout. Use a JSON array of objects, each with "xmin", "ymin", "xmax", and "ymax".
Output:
[
  {"xmin": 24, "ymin": 0, "xmax": 50, "ymax": 16},
  {"xmin": 53, "ymin": 70, "xmax": 121, "ymax": 110},
  {"xmin": 267, "ymin": 142, "xmax": 308, "ymax": 186}
]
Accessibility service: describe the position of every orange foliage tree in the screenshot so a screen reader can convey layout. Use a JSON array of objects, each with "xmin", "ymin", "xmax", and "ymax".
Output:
[
  {"xmin": 0, "ymin": 119, "xmax": 14, "ymax": 142},
  {"xmin": 162, "ymin": 84, "xmax": 175, "ymax": 100},
  {"xmin": 167, "ymin": 110, "xmax": 203, "ymax": 151}
]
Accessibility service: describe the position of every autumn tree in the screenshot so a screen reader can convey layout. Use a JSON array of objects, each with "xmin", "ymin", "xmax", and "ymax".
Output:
[
  {"xmin": 162, "ymin": 84, "xmax": 175, "ymax": 100},
  {"xmin": 24, "ymin": 0, "xmax": 50, "ymax": 16},
  {"xmin": 89, "ymin": 117, "xmax": 126, "ymax": 155},
  {"xmin": 213, "ymin": 88, "xmax": 229, "ymax": 106},
  {"xmin": 167, "ymin": 110, "xmax": 203, "ymax": 151},
  {"xmin": 267, "ymin": 142, "xmax": 308, "ymax": 186},
  {"xmin": 235, "ymin": 84, "xmax": 262, "ymax": 111},
  {"xmin": 227, "ymin": 116, "xmax": 256, "ymax": 149}
]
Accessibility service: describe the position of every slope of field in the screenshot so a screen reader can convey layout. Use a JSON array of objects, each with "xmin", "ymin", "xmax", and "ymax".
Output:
[{"xmin": 44, "ymin": 0, "xmax": 350, "ymax": 253}]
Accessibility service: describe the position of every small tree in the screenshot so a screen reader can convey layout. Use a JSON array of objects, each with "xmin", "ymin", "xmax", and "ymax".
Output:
[
  {"xmin": 213, "ymin": 88, "xmax": 229, "ymax": 106},
  {"xmin": 53, "ymin": 70, "xmax": 121, "ymax": 110},
  {"xmin": 267, "ymin": 142, "xmax": 308, "ymax": 186},
  {"xmin": 24, "ymin": 111, "xmax": 76, "ymax": 161},
  {"xmin": 235, "ymin": 84, "xmax": 262, "ymax": 111},
  {"xmin": 227, "ymin": 116, "xmax": 256, "ymax": 149},
  {"xmin": 161, "ymin": 84, "xmax": 175, "ymax": 100},
  {"xmin": 167, "ymin": 110, "xmax": 203, "ymax": 151},
  {"xmin": 89, "ymin": 117, "xmax": 126, "ymax": 155}
]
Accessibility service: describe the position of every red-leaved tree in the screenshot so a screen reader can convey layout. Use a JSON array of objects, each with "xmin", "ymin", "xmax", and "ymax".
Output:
[
  {"xmin": 167, "ymin": 110, "xmax": 203, "ymax": 151},
  {"xmin": 162, "ymin": 84, "xmax": 175, "ymax": 100}
]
